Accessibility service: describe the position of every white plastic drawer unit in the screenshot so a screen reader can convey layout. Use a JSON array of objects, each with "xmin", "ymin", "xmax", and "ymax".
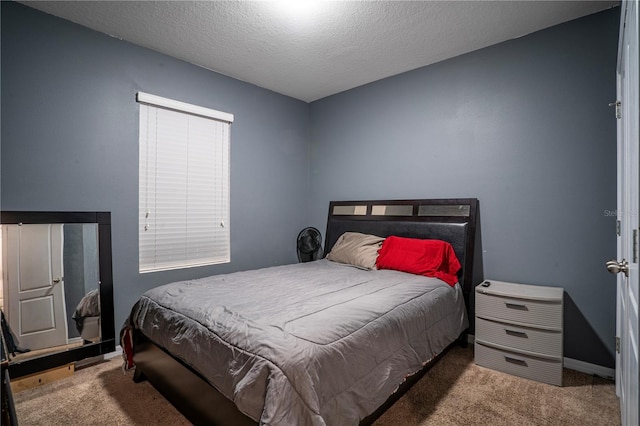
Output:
[
  {"xmin": 474, "ymin": 343, "xmax": 563, "ymax": 386},
  {"xmin": 475, "ymin": 317, "xmax": 562, "ymax": 356},
  {"xmin": 474, "ymin": 280, "xmax": 564, "ymax": 386}
]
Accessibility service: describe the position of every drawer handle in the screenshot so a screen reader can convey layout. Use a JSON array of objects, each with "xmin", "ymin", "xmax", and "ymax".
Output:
[
  {"xmin": 504, "ymin": 356, "xmax": 528, "ymax": 366},
  {"xmin": 505, "ymin": 302, "xmax": 528, "ymax": 311},
  {"xmin": 505, "ymin": 329, "xmax": 528, "ymax": 338}
]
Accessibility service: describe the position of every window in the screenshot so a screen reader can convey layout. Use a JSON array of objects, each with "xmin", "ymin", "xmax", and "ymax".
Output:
[{"xmin": 137, "ymin": 92, "xmax": 233, "ymax": 273}]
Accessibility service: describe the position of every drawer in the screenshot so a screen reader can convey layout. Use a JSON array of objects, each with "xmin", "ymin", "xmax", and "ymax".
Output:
[
  {"xmin": 475, "ymin": 341, "xmax": 562, "ymax": 386},
  {"xmin": 475, "ymin": 317, "xmax": 562, "ymax": 357},
  {"xmin": 475, "ymin": 291, "xmax": 562, "ymax": 329}
]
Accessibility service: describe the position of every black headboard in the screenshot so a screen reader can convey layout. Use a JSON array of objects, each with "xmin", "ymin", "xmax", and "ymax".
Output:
[{"xmin": 324, "ymin": 198, "xmax": 479, "ymax": 299}]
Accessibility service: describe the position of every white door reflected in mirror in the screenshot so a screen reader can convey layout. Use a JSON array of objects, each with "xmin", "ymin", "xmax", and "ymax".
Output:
[{"xmin": 2, "ymin": 224, "xmax": 68, "ymax": 351}]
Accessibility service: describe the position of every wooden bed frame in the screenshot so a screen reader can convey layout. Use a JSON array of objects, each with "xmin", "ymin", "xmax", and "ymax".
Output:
[{"xmin": 131, "ymin": 198, "xmax": 480, "ymax": 425}]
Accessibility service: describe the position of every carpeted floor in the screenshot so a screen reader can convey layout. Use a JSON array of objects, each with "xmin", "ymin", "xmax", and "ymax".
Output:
[{"xmin": 13, "ymin": 345, "xmax": 620, "ymax": 425}]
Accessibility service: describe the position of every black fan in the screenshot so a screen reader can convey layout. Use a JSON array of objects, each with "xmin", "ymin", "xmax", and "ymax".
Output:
[{"xmin": 297, "ymin": 227, "xmax": 323, "ymax": 263}]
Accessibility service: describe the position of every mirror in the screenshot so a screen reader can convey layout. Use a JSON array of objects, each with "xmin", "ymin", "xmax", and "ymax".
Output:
[{"xmin": 0, "ymin": 212, "xmax": 114, "ymax": 379}]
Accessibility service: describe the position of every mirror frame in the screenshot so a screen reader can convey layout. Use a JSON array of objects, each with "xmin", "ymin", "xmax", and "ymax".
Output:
[{"xmin": 0, "ymin": 211, "xmax": 115, "ymax": 379}]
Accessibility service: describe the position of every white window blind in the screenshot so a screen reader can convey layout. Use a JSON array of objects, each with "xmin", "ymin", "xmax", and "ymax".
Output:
[{"xmin": 137, "ymin": 92, "xmax": 232, "ymax": 273}]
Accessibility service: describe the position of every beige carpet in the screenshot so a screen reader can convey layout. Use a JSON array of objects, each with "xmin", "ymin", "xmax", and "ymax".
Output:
[
  {"xmin": 373, "ymin": 346, "xmax": 620, "ymax": 426},
  {"xmin": 13, "ymin": 346, "xmax": 620, "ymax": 425},
  {"xmin": 13, "ymin": 358, "xmax": 190, "ymax": 426}
]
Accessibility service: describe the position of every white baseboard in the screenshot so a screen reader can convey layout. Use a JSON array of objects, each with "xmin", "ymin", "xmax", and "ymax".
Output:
[
  {"xmin": 75, "ymin": 345, "xmax": 123, "ymax": 369},
  {"xmin": 105, "ymin": 345, "xmax": 123, "ymax": 360},
  {"xmin": 564, "ymin": 357, "xmax": 615, "ymax": 380}
]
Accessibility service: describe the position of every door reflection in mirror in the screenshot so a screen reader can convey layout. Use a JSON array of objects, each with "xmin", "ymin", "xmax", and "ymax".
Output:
[{"xmin": 0, "ymin": 223, "xmax": 100, "ymax": 362}]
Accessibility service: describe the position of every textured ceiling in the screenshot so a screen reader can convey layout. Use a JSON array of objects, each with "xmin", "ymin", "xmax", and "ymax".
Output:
[{"xmin": 20, "ymin": 1, "xmax": 619, "ymax": 102}]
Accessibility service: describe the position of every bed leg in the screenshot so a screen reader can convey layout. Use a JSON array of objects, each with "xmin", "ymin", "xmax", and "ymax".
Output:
[
  {"xmin": 457, "ymin": 333, "xmax": 469, "ymax": 348},
  {"xmin": 133, "ymin": 367, "xmax": 147, "ymax": 383}
]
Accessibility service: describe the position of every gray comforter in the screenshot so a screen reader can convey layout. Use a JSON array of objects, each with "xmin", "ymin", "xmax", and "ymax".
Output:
[{"xmin": 127, "ymin": 259, "xmax": 468, "ymax": 425}]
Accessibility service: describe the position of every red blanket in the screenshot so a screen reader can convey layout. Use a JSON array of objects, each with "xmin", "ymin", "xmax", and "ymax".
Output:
[{"xmin": 376, "ymin": 236, "xmax": 461, "ymax": 286}]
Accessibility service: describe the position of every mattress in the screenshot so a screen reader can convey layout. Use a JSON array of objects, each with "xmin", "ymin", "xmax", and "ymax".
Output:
[
  {"xmin": 80, "ymin": 316, "xmax": 100, "ymax": 343},
  {"xmin": 73, "ymin": 288, "xmax": 100, "ymax": 339},
  {"xmin": 126, "ymin": 259, "xmax": 468, "ymax": 425}
]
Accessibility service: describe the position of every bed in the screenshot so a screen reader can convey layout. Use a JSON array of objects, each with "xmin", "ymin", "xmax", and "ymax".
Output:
[
  {"xmin": 73, "ymin": 288, "xmax": 101, "ymax": 343},
  {"xmin": 123, "ymin": 198, "xmax": 480, "ymax": 426}
]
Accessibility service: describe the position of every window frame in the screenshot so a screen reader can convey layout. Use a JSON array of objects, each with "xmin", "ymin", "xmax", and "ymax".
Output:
[{"xmin": 137, "ymin": 92, "xmax": 233, "ymax": 273}]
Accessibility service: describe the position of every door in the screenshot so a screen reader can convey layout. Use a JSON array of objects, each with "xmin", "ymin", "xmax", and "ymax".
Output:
[
  {"xmin": 2, "ymin": 224, "xmax": 68, "ymax": 351},
  {"xmin": 611, "ymin": 1, "xmax": 640, "ymax": 424}
]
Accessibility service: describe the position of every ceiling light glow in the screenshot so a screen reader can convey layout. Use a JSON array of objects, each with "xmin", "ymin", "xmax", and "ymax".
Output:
[{"xmin": 274, "ymin": 0, "xmax": 325, "ymax": 19}]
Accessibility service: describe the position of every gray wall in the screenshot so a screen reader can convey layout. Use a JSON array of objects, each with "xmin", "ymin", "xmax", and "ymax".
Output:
[
  {"xmin": 62, "ymin": 224, "xmax": 98, "ymax": 339},
  {"xmin": 1, "ymin": 2, "xmax": 310, "ymax": 332},
  {"xmin": 63, "ymin": 224, "xmax": 86, "ymax": 338},
  {"xmin": 309, "ymin": 8, "xmax": 619, "ymax": 367},
  {"xmin": 1, "ymin": 2, "xmax": 620, "ymax": 368},
  {"xmin": 82, "ymin": 223, "xmax": 99, "ymax": 295}
]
